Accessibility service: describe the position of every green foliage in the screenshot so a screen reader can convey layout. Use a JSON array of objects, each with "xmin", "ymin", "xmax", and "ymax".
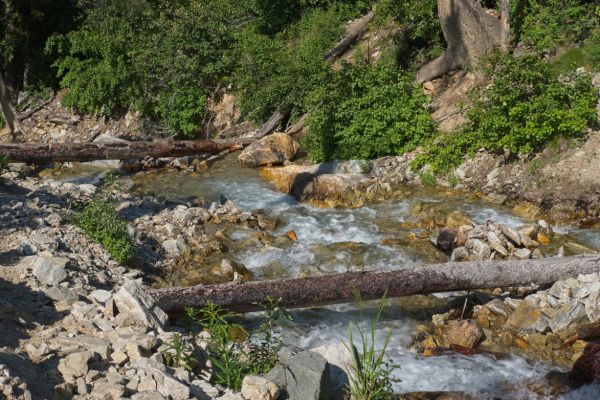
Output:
[
  {"xmin": 511, "ymin": 0, "xmax": 599, "ymax": 52},
  {"xmin": 551, "ymin": 34, "xmax": 600, "ymax": 74},
  {"xmin": 73, "ymin": 174, "xmax": 134, "ymax": 264},
  {"xmin": 50, "ymin": 0, "xmax": 251, "ymax": 136},
  {"xmin": 162, "ymin": 333, "xmax": 198, "ymax": 371},
  {"xmin": 375, "ymin": 0, "xmax": 443, "ymax": 66},
  {"xmin": 447, "ymin": 173, "xmax": 460, "ymax": 188},
  {"xmin": 186, "ymin": 296, "xmax": 290, "ymax": 391},
  {"xmin": 414, "ymin": 52, "xmax": 598, "ymax": 174},
  {"xmin": 345, "ymin": 291, "xmax": 399, "ymax": 400},
  {"xmin": 0, "ymin": 155, "xmax": 8, "ymax": 167},
  {"xmin": 233, "ymin": 4, "xmax": 360, "ymax": 123},
  {"xmin": 419, "ymin": 172, "xmax": 436, "ymax": 187},
  {"xmin": 304, "ymin": 57, "xmax": 436, "ymax": 162}
]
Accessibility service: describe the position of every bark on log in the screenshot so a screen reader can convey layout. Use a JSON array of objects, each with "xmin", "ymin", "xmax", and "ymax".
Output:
[
  {"xmin": 324, "ymin": 10, "xmax": 375, "ymax": 61},
  {"xmin": 0, "ymin": 138, "xmax": 254, "ymax": 164},
  {"xmin": 285, "ymin": 113, "xmax": 308, "ymax": 135},
  {"xmin": 150, "ymin": 255, "xmax": 600, "ymax": 313},
  {"xmin": 416, "ymin": 0, "xmax": 502, "ymax": 83},
  {"xmin": 253, "ymin": 105, "xmax": 292, "ymax": 139}
]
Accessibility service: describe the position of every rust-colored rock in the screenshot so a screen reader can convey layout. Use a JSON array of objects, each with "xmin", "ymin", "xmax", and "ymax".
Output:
[{"xmin": 238, "ymin": 132, "xmax": 299, "ymax": 167}]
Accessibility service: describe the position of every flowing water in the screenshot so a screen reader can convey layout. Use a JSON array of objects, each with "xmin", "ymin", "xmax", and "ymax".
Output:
[{"xmin": 46, "ymin": 157, "xmax": 600, "ymax": 398}]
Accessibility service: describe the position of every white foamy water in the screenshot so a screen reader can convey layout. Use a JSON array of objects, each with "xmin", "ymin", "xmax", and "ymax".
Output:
[{"xmin": 95, "ymin": 156, "xmax": 600, "ymax": 397}]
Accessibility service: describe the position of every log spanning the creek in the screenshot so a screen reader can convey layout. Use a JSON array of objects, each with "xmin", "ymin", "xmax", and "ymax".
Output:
[
  {"xmin": 0, "ymin": 138, "xmax": 254, "ymax": 164},
  {"xmin": 150, "ymin": 255, "xmax": 600, "ymax": 313}
]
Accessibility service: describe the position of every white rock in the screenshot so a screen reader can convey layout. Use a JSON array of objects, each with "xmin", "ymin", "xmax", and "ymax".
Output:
[
  {"xmin": 112, "ymin": 281, "xmax": 168, "ymax": 330},
  {"xmin": 241, "ymin": 375, "xmax": 279, "ymax": 400}
]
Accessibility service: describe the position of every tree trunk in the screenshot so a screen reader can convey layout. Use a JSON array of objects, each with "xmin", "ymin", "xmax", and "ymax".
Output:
[
  {"xmin": 0, "ymin": 71, "xmax": 23, "ymax": 140},
  {"xmin": 149, "ymin": 255, "xmax": 600, "ymax": 313},
  {"xmin": 0, "ymin": 138, "xmax": 254, "ymax": 164},
  {"xmin": 324, "ymin": 10, "xmax": 375, "ymax": 61},
  {"xmin": 500, "ymin": 0, "xmax": 511, "ymax": 52},
  {"xmin": 254, "ymin": 105, "xmax": 291, "ymax": 139},
  {"xmin": 416, "ymin": 0, "xmax": 503, "ymax": 83}
]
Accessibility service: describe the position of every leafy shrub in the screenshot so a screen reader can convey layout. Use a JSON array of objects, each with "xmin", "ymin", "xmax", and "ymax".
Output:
[
  {"xmin": 162, "ymin": 333, "xmax": 198, "ymax": 371},
  {"xmin": 233, "ymin": 4, "xmax": 359, "ymax": 123},
  {"xmin": 74, "ymin": 175, "xmax": 134, "ymax": 264},
  {"xmin": 512, "ymin": 0, "xmax": 599, "ymax": 53},
  {"xmin": 187, "ymin": 296, "xmax": 290, "ymax": 391},
  {"xmin": 345, "ymin": 291, "xmax": 399, "ymax": 400},
  {"xmin": 304, "ymin": 57, "xmax": 436, "ymax": 162},
  {"xmin": 414, "ymin": 52, "xmax": 598, "ymax": 174},
  {"xmin": 375, "ymin": 0, "xmax": 443, "ymax": 66},
  {"xmin": 419, "ymin": 172, "xmax": 436, "ymax": 187}
]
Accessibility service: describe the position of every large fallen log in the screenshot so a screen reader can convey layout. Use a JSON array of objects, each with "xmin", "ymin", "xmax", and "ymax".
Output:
[
  {"xmin": 324, "ymin": 10, "xmax": 375, "ymax": 61},
  {"xmin": 150, "ymin": 255, "xmax": 600, "ymax": 313},
  {"xmin": 0, "ymin": 138, "xmax": 254, "ymax": 164}
]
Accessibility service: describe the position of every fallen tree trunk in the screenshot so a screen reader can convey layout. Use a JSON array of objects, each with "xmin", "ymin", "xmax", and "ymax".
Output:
[
  {"xmin": 254, "ymin": 105, "xmax": 292, "ymax": 139},
  {"xmin": 324, "ymin": 10, "xmax": 375, "ymax": 61},
  {"xmin": 150, "ymin": 255, "xmax": 600, "ymax": 313},
  {"xmin": 0, "ymin": 138, "xmax": 254, "ymax": 164}
]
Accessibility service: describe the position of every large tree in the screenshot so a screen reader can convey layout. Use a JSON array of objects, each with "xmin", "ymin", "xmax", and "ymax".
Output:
[{"xmin": 0, "ymin": 0, "xmax": 76, "ymax": 139}]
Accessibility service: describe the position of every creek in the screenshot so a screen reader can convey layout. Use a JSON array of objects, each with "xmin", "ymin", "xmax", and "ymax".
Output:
[{"xmin": 45, "ymin": 155, "xmax": 600, "ymax": 399}]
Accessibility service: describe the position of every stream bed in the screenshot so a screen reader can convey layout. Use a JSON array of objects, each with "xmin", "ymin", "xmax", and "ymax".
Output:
[{"xmin": 46, "ymin": 156, "xmax": 600, "ymax": 399}]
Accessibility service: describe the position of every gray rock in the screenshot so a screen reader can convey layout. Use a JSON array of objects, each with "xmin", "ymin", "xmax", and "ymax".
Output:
[
  {"xmin": 472, "ymin": 239, "xmax": 491, "ymax": 261},
  {"xmin": 162, "ymin": 239, "xmax": 188, "ymax": 258},
  {"xmin": 265, "ymin": 350, "xmax": 331, "ymax": 400},
  {"xmin": 112, "ymin": 281, "xmax": 169, "ymax": 330},
  {"xmin": 450, "ymin": 246, "xmax": 469, "ymax": 262},
  {"xmin": 33, "ymin": 256, "xmax": 68, "ymax": 285},
  {"xmin": 45, "ymin": 285, "xmax": 79, "ymax": 304},
  {"xmin": 19, "ymin": 240, "xmax": 37, "ymax": 255},
  {"xmin": 514, "ymin": 248, "xmax": 532, "ymax": 260},
  {"xmin": 58, "ymin": 351, "xmax": 93, "ymax": 382},
  {"xmin": 90, "ymin": 289, "xmax": 112, "ymax": 304},
  {"xmin": 487, "ymin": 231, "xmax": 508, "ymax": 257},
  {"xmin": 310, "ymin": 342, "xmax": 355, "ymax": 400},
  {"xmin": 131, "ymin": 392, "xmax": 167, "ymax": 400},
  {"xmin": 499, "ymin": 224, "xmax": 521, "ymax": 246},
  {"xmin": 549, "ymin": 299, "xmax": 589, "ymax": 333}
]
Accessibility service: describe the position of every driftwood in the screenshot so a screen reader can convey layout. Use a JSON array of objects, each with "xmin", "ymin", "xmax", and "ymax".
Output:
[
  {"xmin": 324, "ymin": 10, "xmax": 375, "ymax": 61},
  {"xmin": 150, "ymin": 255, "xmax": 600, "ymax": 313},
  {"xmin": 0, "ymin": 138, "xmax": 254, "ymax": 164}
]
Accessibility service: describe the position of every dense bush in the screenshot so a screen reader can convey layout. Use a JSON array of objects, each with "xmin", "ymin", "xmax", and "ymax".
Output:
[
  {"xmin": 512, "ymin": 0, "xmax": 599, "ymax": 52},
  {"xmin": 50, "ymin": 0, "xmax": 251, "ymax": 136},
  {"xmin": 413, "ymin": 52, "xmax": 599, "ymax": 173},
  {"xmin": 374, "ymin": 0, "xmax": 443, "ymax": 67},
  {"xmin": 74, "ymin": 175, "xmax": 134, "ymax": 264},
  {"xmin": 304, "ymin": 58, "xmax": 436, "ymax": 162},
  {"xmin": 233, "ymin": 4, "xmax": 362, "ymax": 123}
]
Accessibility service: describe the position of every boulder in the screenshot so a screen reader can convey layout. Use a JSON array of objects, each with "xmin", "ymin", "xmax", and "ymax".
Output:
[
  {"xmin": 265, "ymin": 350, "xmax": 331, "ymax": 400},
  {"xmin": 239, "ymin": 132, "xmax": 300, "ymax": 167},
  {"xmin": 441, "ymin": 320, "xmax": 483, "ymax": 348},
  {"xmin": 45, "ymin": 285, "xmax": 79, "ymax": 304},
  {"xmin": 112, "ymin": 281, "xmax": 169, "ymax": 330},
  {"xmin": 241, "ymin": 375, "xmax": 280, "ymax": 400},
  {"xmin": 58, "ymin": 351, "xmax": 93, "ymax": 383},
  {"xmin": 33, "ymin": 256, "xmax": 68, "ymax": 285},
  {"xmin": 310, "ymin": 342, "xmax": 355, "ymax": 400}
]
